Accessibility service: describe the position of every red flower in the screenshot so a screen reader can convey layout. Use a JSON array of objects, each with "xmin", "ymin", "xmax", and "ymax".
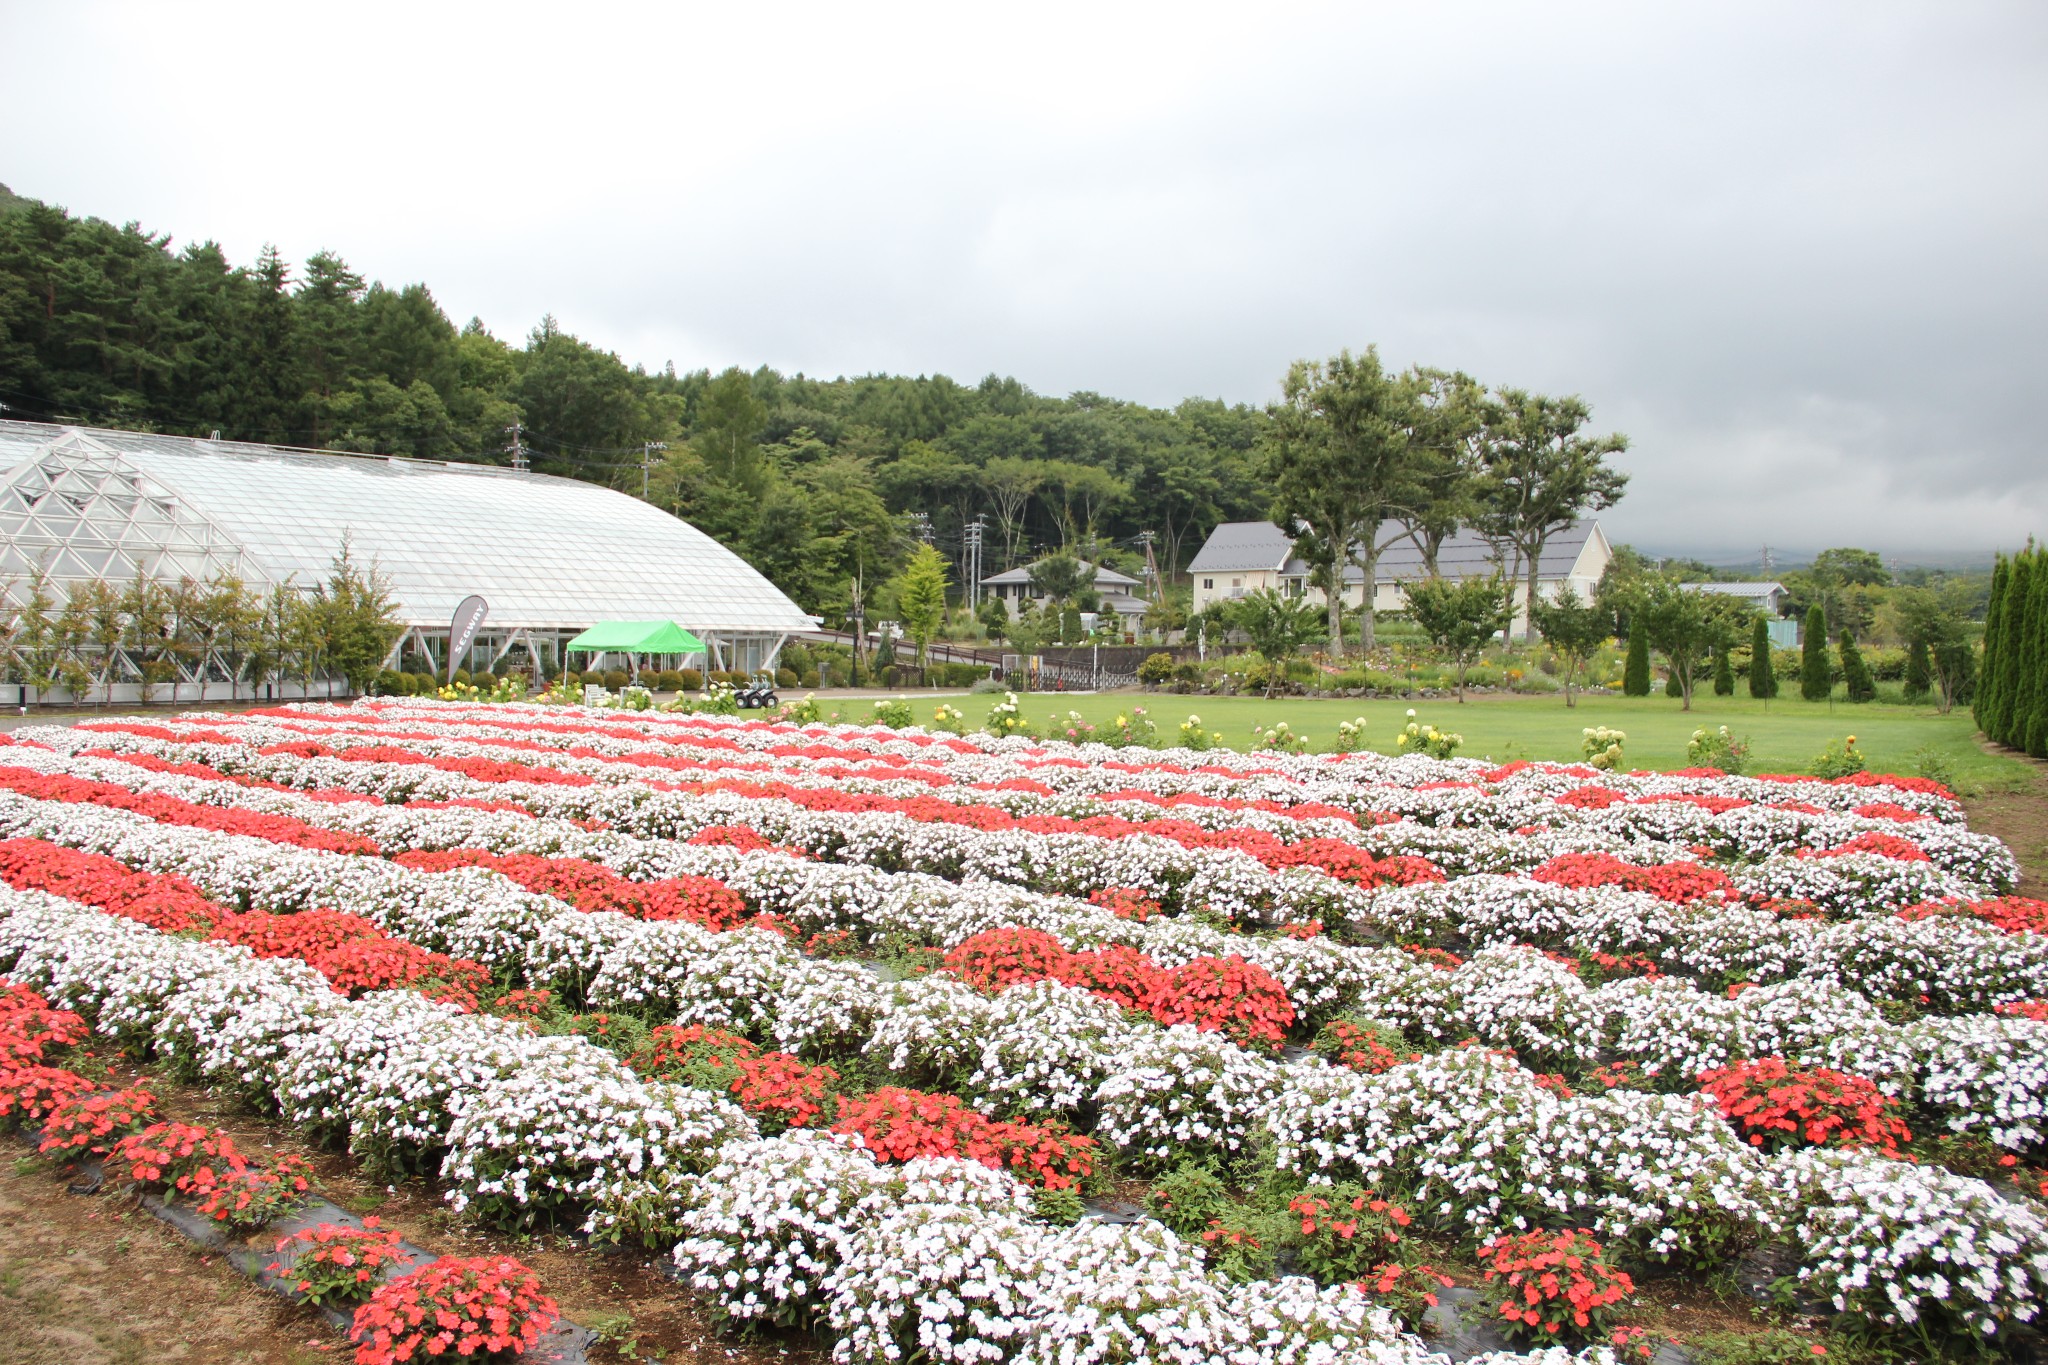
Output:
[{"xmin": 1697, "ymin": 1056, "xmax": 1911, "ymax": 1155}]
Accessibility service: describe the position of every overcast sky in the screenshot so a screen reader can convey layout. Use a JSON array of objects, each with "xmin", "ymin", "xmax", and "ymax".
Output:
[{"xmin": 4, "ymin": 2, "xmax": 2044, "ymax": 563}]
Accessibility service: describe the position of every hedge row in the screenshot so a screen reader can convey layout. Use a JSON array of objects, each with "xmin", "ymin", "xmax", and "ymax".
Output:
[{"xmin": 1977, "ymin": 543, "xmax": 2048, "ymax": 756}]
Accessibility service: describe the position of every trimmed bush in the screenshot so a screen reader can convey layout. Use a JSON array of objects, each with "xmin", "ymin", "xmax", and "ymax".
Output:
[
  {"xmin": 678, "ymin": 669, "xmax": 703, "ymax": 691},
  {"xmin": 1748, "ymin": 616, "xmax": 1776, "ymax": 699},
  {"xmin": 1137, "ymin": 652, "xmax": 1176, "ymax": 685},
  {"xmin": 602, "ymin": 669, "xmax": 630, "ymax": 690},
  {"xmin": 1800, "ymin": 605, "xmax": 1830, "ymax": 701},
  {"xmin": 1840, "ymin": 634, "xmax": 1876, "ymax": 704},
  {"xmin": 776, "ymin": 668, "xmax": 798, "ymax": 689},
  {"xmin": 1621, "ymin": 632, "xmax": 1650, "ymax": 696},
  {"xmin": 1712, "ymin": 647, "xmax": 1735, "ymax": 696}
]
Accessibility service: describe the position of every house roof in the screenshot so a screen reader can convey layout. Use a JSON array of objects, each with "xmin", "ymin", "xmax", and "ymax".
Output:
[
  {"xmin": 1187, "ymin": 521, "xmax": 1295, "ymax": 574},
  {"xmin": 1100, "ymin": 593, "xmax": 1150, "ymax": 615},
  {"xmin": 980, "ymin": 558, "xmax": 1141, "ymax": 588},
  {"xmin": 1680, "ymin": 581, "xmax": 1785, "ymax": 600}
]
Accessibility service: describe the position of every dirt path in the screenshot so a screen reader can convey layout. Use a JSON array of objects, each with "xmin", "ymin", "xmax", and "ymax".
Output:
[
  {"xmin": 0, "ymin": 1079, "xmax": 823, "ymax": 1365},
  {"xmin": 0, "ymin": 1148, "xmax": 324, "ymax": 1365},
  {"xmin": 1963, "ymin": 752, "xmax": 2048, "ymax": 898}
]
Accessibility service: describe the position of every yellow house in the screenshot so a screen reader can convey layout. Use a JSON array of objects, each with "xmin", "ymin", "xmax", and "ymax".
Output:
[{"xmin": 1187, "ymin": 519, "xmax": 1614, "ymax": 635}]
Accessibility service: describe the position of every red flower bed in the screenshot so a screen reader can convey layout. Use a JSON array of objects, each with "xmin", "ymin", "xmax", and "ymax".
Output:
[
  {"xmin": 1995, "ymin": 1000, "xmax": 2048, "ymax": 1022},
  {"xmin": 0, "ymin": 838, "xmax": 224, "ymax": 933},
  {"xmin": 831, "ymin": 1086, "xmax": 1095, "ymax": 1190},
  {"xmin": 38, "ymin": 1084, "xmax": 156, "ymax": 1156},
  {"xmin": 107, "ymin": 1120, "xmax": 248, "ymax": 1195},
  {"xmin": 1059, "ymin": 945, "xmax": 1170, "ymax": 1011},
  {"xmin": 392, "ymin": 849, "xmax": 751, "ymax": 930},
  {"xmin": 628, "ymin": 1025, "xmax": 837, "ymax": 1129},
  {"xmin": 0, "ymin": 1062, "xmax": 93, "ymax": 1125},
  {"xmin": 349, "ymin": 1255, "xmax": 557, "ymax": 1365},
  {"xmin": 1089, "ymin": 886, "xmax": 1165, "ymax": 921},
  {"xmin": 942, "ymin": 927, "xmax": 1074, "ymax": 993},
  {"xmin": 1530, "ymin": 852, "xmax": 1735, "ymax": 904},
  {"xmin": 0, "ymin": 981, "xmax": 86, "ymax": 1064},
  {"xmin": 194, "ymin": 1154, "xmax": 314, "ymax": 1227},
  {"xmin": 1796, "ymin": 832, "xmax": 1929, "ymax": 863},
  {"xmin": 1474, "ymin": 1228, "xmax": 1635, "ymax": 1338},
  {"xmin": 1696, "ymin": 1057, "xmax": 1911, "ymax": 1154},
  {"xmin": 0, "ymin": 764, "xmax": 379, "ymax": 854},
  {"xmin": 1313, "ymin": 1019, "xmax": 1420, "ymax": 1074},
  {"xmin": 1288, "ymin": 1184, "xmax": 1411, "ymax": 1282},
  {"xmin": 208, "ymin": 910, "xmax": 491, "ymax": 1009},
  {"xmin": 1899, "ymin": 896, "xmax": 2048, "ymax": 936},
  {"xmin": 1148, "ymin": 955, "xmax": 1295, "ymax": 1048}
]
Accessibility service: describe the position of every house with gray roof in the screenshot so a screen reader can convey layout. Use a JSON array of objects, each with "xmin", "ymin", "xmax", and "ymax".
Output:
[
  {"xmin": 981, "ymin": 558, "xmax": 1149, "ymax": 632},
  {"xmin": 1186, "ymin": 519, "xmax": 1613, "ymax": 634}
]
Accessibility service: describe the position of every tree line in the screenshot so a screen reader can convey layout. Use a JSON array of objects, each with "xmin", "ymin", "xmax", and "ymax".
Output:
[{"xmin": 2, "ymin": 188, "xmax": 1640, "ymax": 649}]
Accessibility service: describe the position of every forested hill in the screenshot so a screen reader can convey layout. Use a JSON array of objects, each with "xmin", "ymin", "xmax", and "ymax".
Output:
[{"xmin": 0, "ymin": 186, "xmax": 1270, "ymax": 615}]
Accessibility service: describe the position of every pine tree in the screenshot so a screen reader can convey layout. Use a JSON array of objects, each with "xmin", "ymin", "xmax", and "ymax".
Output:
[
  {"xmin": 1713, "ymin": 645, "xmax": 1735, "ymax": 696},
  {"xmin": 1839, "ymin": 633, "xmax": 1875, "ymax": 703},
  {"xmin": 1976, "ymin": 556, "xmax": 2009, "ymax": 738},
  {"xmin": 1748, "ymin": 615, "xmax": 1777, "ymax": 699},
  {"xmin": 1622, "ymin": 630, "xmax": 1650, "ymax": 696},
  {"xmin": 1800, "ymin": 605, "xmax": 1831, "ymax": 701},
  {"xmin": 1903, "ymin": 635, "xmax": 1931, "ymax": 703}
]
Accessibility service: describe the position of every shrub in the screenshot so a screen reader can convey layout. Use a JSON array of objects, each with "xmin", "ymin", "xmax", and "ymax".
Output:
[
  {"xmin": 1144, "ymin": 1162, "xmax": 1232, "ymax": 1238},
  {"xmin": 1685, "ymin": 726, "xmax": 1751, "ymax": 774},
  {"xmin": 1287, "ymin": 1183, "xmax": 1411, "ymax": 1283},
  {"xmin": 1696, "ymin": 1057, "xmax": 1911, "ymax": 1154},
  {"xmin": 1105, "ymin": 706, "xmax": 1157, "ymax": 748},
  {"xmin": 677, "ymin": 668, "xmax": 703, "ymax": 690},
  {"xmin": 1580, "ymin": 726, "xmax": 1626, "ymax": 770},
  {"xmin": 194, "ymin": 1155, "xmax": 315, "ymax": 1228},
  {"xmin": 107, "ymin": 1120, "xmax": 246, "ymax": 1194},
  {"xmin": 1332, "ymin": 716, "xmax": 1370, "ymax": 753},
  {"xmin": 1177, "ymin": 714, "xmax": 1220, "ymax": 750},
  {"xmin": 1248, "ymin": 721, "xmax": 1306, "ymax": 754},
  {"xmin": 1840, "ymin": 635, "xmax": 1876, "ymax": 703},
  {"xmin": 270, "ymin": 1219, "xmax": 415, "ymax": 1309},
  {"xmin": 1394, "ymin": 712, "xmax": 1462, "ymax": 759},
  {"xmin": 1622, "ymin": 633, "xmax": 1650, "ymax": 696},
  {"xmin": 1137, "ymin": 652, "xmax": 1177, "ymax": 685},
  {"xmin": 651, "ymin": 669, "xmax": 683, "ymax": 691},
  {"xmin": 1312, "ymin": 1018, "xmax": 1420, "ymax": 1074},
  {"xmin": 1473, "ymin": 1228, "xmax": 1635, "ymax": 1341},
  {"xmin": 1810, "ymin": 735, "xmax": 1867, "ymax": 778},
  {"xmin": 349, "ymin": 1255, "xmax": 557, "ymax": 1365},
  {"xmin": 871, "ymin": 698, "xmax": 913, "ymax": 728},
  {"xmin": 1712, "ymin": 647, "xmax": 1735, "ymax": 696},
  {"xmin": 1903, "ymin": 636, "xmax": 1932, "ymax": 702},
  {"xmin": 984, "ymin": 692, "xmax": 1032, "ymax": 738},
  {"xmin": 775, "ymin": 668, "xmax": 798, "ymax": 689},
  {"xmin": 1348, "ymin": 1261, "xmax": 1455, "ymax": 1331},
  {"xmin": 601, "ymin": 669, "xmax": 629, "ymax": 690},
  {"xmin": 38, "ymin": 1085, "xmax": 156, "ymax": 1156},
  {"xmin": 1801, "ymin": 606, "xmax": 1831, "ymax": 700}
]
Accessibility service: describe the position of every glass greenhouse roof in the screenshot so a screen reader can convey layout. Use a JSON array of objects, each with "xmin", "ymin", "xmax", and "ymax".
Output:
[{"xmin": 0, "ymin": 421, "xmax": 817, "ymax": 634}]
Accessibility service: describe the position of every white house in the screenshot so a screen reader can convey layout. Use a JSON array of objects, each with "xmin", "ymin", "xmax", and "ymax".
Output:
[
  {"xmin": 1186, "ymin": 520, "xmax": 1614, "ymax": 634},
  {"xmin": 980, "ymin": 559, "xmax": 1150, "ymax": 633}
]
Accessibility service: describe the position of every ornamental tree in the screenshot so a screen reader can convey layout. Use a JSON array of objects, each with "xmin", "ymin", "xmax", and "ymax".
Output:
[
  {"xmin": 1529, "ymin": 585, "xmax": 1611, "ymax": 708},
  {"xmin": 1400, "ymin": 574, "xmax": 1511, "ymax": 702},
  {"xmin": 1621, "ymin": 629, "xmax": 1650, "ymax": 696}
]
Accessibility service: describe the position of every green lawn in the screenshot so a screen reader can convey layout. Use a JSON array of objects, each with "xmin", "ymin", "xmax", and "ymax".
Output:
[{"xmin": 952, "ymin": 689, "xmax": 2031, "ymax": 792}]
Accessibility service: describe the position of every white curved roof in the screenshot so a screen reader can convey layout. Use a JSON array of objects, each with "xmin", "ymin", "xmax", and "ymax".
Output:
[{"xmin": 0, "ymin": 421, "xmax": 815, "ymax": 634}]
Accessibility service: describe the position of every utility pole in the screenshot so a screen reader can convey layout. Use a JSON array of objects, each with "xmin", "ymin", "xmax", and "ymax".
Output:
[
  {"xmin": 641, "ymin": 441, "xmax": 668, "ymax": 500},
  {"xmin": 505, "ymin": 422, "xmax": 527, "ymax": 473},
  {"xmin": 1137, "ymin": 529, "xmax": 1162, "ymax": 603},
  {"xmin": 1760, "ymin": 545, "xmax": 1775, "ymax": 576},
  {"xmin": 964, "ymin": 517, "xmax": 986, "ymax": 611},
  {"xmin": 909, "ymin": 511, "xmax": 933, "ymax": 545}
]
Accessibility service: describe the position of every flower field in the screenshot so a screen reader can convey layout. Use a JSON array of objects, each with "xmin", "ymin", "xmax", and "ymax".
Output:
[{"xmin": 2, "ymin": 697, "xmax": 2046, "ymax": 1364}]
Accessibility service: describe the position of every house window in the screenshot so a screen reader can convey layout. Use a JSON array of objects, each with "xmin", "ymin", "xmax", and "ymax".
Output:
[
  {"xmin": 1231, "ymin": 577, "xmax": 1242, "ymax": 588},
  {"xmin": 1203, "ymin": 579, "xmax": 1213, "ymax": 590}
]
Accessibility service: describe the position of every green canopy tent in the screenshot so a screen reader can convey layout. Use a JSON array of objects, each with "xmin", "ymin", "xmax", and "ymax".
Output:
[{"xmin": 563, "ymin": 621, "xmax": 706, "ymax": 679}]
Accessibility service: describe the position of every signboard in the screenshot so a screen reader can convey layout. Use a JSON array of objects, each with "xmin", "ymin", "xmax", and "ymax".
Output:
[{"xmin": 447, "ymin": 595, "xmax": 489, "ymax": 683}]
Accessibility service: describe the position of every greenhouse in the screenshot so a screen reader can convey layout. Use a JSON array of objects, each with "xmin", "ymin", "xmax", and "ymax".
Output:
[{"xmin": 0, "ymin": 421, "xmax": 815, "ymax": 693}]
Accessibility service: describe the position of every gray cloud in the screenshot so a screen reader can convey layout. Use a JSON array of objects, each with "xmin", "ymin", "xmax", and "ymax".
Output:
[{"xmin": 3, "ymin": 0, "xmax": 2042, "ymax": 560}]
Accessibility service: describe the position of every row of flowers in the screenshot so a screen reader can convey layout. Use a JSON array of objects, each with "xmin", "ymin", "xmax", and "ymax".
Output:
[{"xmin": 0, "ymin": 885, "xmax": 1471, "ymax": 1365}]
